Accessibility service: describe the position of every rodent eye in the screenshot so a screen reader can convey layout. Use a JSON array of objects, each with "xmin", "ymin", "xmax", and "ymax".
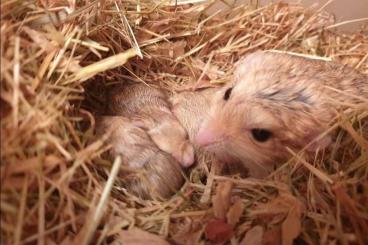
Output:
[
  {"xmin": 251, "ymin": 128, "xmax": 272, "ymax": 142},
  {"xmin": 223, "ymin": 87, "xmax": 232, "ymax": 101}
]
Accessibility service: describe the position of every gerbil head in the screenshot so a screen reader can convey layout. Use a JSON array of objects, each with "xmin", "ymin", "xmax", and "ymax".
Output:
[
  {"xmin": 147, "ymin": 118, "xmax": 195, "ymax": 168},
  {"xmin": 195, "ymin": 51, "xmax": 332, "ymax": 177}
]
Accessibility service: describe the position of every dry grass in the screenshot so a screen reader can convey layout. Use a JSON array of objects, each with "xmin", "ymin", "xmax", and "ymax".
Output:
[{"xmin": 1, "ymin": 0, "xmax": 367, "ymax": 244}]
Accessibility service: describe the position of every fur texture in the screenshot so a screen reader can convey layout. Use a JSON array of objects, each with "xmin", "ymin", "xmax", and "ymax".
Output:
[
  {"xmin": 195, "ymin": 51, "xmax": 368, "ymax": 177},
  {"xmin": 107, "ymin": 83, "xmax": 194, "ymax": 167},
  {"xmin": 95, "ymin": 116, "xmax": 184, "ymax": 199},
  {"xmin": 97, "ymin": 50, "xmax": 368, "ymax": 197}
]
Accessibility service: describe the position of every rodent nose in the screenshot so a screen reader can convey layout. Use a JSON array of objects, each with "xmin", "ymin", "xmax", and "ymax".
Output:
[
  {"xmin": 195, "ymin": 127, "xmax": 219, "ymax": 146},
  {"xmin": 174, "ymin": 142, "xmax": 195, "ymax": 168}
]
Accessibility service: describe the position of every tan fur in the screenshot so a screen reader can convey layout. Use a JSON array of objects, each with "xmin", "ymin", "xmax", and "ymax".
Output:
[
  {"xmin": 107, "ymin": 83, "xmax": 194, "ymax": 167},
  {"xmin": 170, "ymin": 89, "xmax": 216, "ymax": 142},
  {"xmin": 97, "ymin": 50, "xmax": 367, "ymax": 198},
  {"xmin": 194, "ymin": 51, "xmax": 368, "ymax": 177},
  {"xmin": 95, "ymin": 116, "xmax": 184, "ymax": 199}
]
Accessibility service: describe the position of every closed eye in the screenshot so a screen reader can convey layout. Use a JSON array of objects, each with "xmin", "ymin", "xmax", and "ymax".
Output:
[{"xmin": 223, "ymin": 87, "xmax": 232, "ymax": 101}]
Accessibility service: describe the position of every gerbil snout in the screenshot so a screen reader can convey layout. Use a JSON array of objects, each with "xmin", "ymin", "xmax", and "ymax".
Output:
[
  {"xmin": 195, "ymin": 123, "xmax": 223, "ymax": 147},
  {"xmin": 175, "ymin": 141, "xmax": 195, "ymax": 167},
  {"xmin": 195, "ymin": 119, "xmax": 237, "ymax": 161}
]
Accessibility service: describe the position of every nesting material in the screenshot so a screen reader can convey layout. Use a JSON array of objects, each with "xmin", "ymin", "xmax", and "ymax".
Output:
[{"xmin": 1, "ymin": 0, "xmax": 367, "ymax": 245}]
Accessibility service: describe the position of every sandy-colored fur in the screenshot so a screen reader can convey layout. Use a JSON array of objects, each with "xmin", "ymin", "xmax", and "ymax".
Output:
[
  {"xmin": 97, "ymin": 50, "xmax": 367, "ymax": 197},
  {"xmin": 195, "ymin": 51, "xmax": 368, "ymax": 177},
  {"xmin": 95, "ymin": 116, "xmax": 184, "ymax": 199},
  {"xmin": 170, "ymin": 89, "xmax": 216, "ymax": 142},
  {"xmin": 107, "ymin": 83, "xmax": 194, "ymax": 167}
]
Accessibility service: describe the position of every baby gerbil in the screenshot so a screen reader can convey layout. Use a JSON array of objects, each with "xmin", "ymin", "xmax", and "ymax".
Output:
[
  {"xmin": 107, "ymin": 83, "xmax": 194, "ymax": 167},
  {"xmin": 95, "ymin": 116, "xmax": 184, "ymax": 199},
  {"xmin": 194, "ymin": 50, "xmax": 368, "ymax": 177},
  {"xmin": 98, "ymin": 85, "xmax": 217, "ymax": 199}
]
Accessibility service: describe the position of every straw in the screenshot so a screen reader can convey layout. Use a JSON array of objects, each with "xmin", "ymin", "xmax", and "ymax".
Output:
[{"xmin": 1, "ymin": 0, "xmax": 367, "ymax": 244}]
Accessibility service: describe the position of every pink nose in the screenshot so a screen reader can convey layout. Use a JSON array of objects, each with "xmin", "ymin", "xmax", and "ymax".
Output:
[{"xmin": 195, "ymin": 127, "xmax": 219, "ymax": 146}]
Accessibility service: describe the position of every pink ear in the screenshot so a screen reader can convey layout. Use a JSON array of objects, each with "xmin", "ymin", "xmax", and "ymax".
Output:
[
  {"xmin": 233, "ymin": 50, "xmax": 266, "ymax": 79},
  {"xmin": 306, "ymin": 134, "xmax": 332, "ymax": 152},
  {"xmin": 235, "ymin": 50, "xmax": 264, "ymax": 67}
]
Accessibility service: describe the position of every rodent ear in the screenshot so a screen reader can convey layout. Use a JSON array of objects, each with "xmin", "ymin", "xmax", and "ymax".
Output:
[
  {"xmin": 233, "ymin": 50, "xmax": 266, "ymax": 81},
  {"xmin": 235, "ymin": 50, "xmax": 265, "ymax": 67}
]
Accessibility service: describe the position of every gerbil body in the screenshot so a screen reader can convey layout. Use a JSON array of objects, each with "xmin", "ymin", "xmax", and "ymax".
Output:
[
  {"xmin": 98, "ymin": 83, "xmax": 196, "ymax": 199},
  {"xmin": 107, "ymin": 83, "xmax": 194, "ymax": 167},
  {"xmin": 95, "ymin": 116, "xmax": 184, "ymax": 199}
]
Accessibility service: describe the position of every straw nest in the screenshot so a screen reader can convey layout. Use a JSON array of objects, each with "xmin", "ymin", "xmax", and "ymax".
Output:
[{"xmin": 1, "ymin": 0, "xmax": 367, "ymax": 244}]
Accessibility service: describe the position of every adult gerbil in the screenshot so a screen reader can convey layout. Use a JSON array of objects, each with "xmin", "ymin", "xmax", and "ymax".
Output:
[
  {"xmin": 95, "ymin": 116, "xmax": 184, "ymax": 199},
  {"xmin": 194, "ymin": 50, "xmax": 368, "ymax": 177},
  {"xmin": 107, "ymin": 83, "xmax": 194, "ymax": 167}
]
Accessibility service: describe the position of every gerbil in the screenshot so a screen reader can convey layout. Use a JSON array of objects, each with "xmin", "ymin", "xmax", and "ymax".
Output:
[
  {"xmin": 107, "ymin": 83, "xmax": 194, "ymax": 167},
  {"xmin": 98, "ymin": 50, "xmax": 367, "ymax": 198},
  {"xmin": 97, "ymin": 86, "xmax": 217, "ymax": 199},
  {"xmin": 95, "ymin": 116, "xmax": 184, "ymax": 199},
  {"xmin": 194, "ymin": 50, "xmax": 368, "ymax": 177}
]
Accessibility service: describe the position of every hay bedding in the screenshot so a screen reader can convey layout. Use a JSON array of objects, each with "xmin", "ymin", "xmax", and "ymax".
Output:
[{"xmin": 1, "ymin": 0, "xmax": 368, "ymax": 244}]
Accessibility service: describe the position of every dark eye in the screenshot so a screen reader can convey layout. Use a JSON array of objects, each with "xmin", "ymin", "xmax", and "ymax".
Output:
[
  {"xmin": 251, "ymin": 128, "xmax": 272, "ymax": 142},
  {"xmin": 223, "ymin": 87, "xmax": 232, "ymax": 101}
]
